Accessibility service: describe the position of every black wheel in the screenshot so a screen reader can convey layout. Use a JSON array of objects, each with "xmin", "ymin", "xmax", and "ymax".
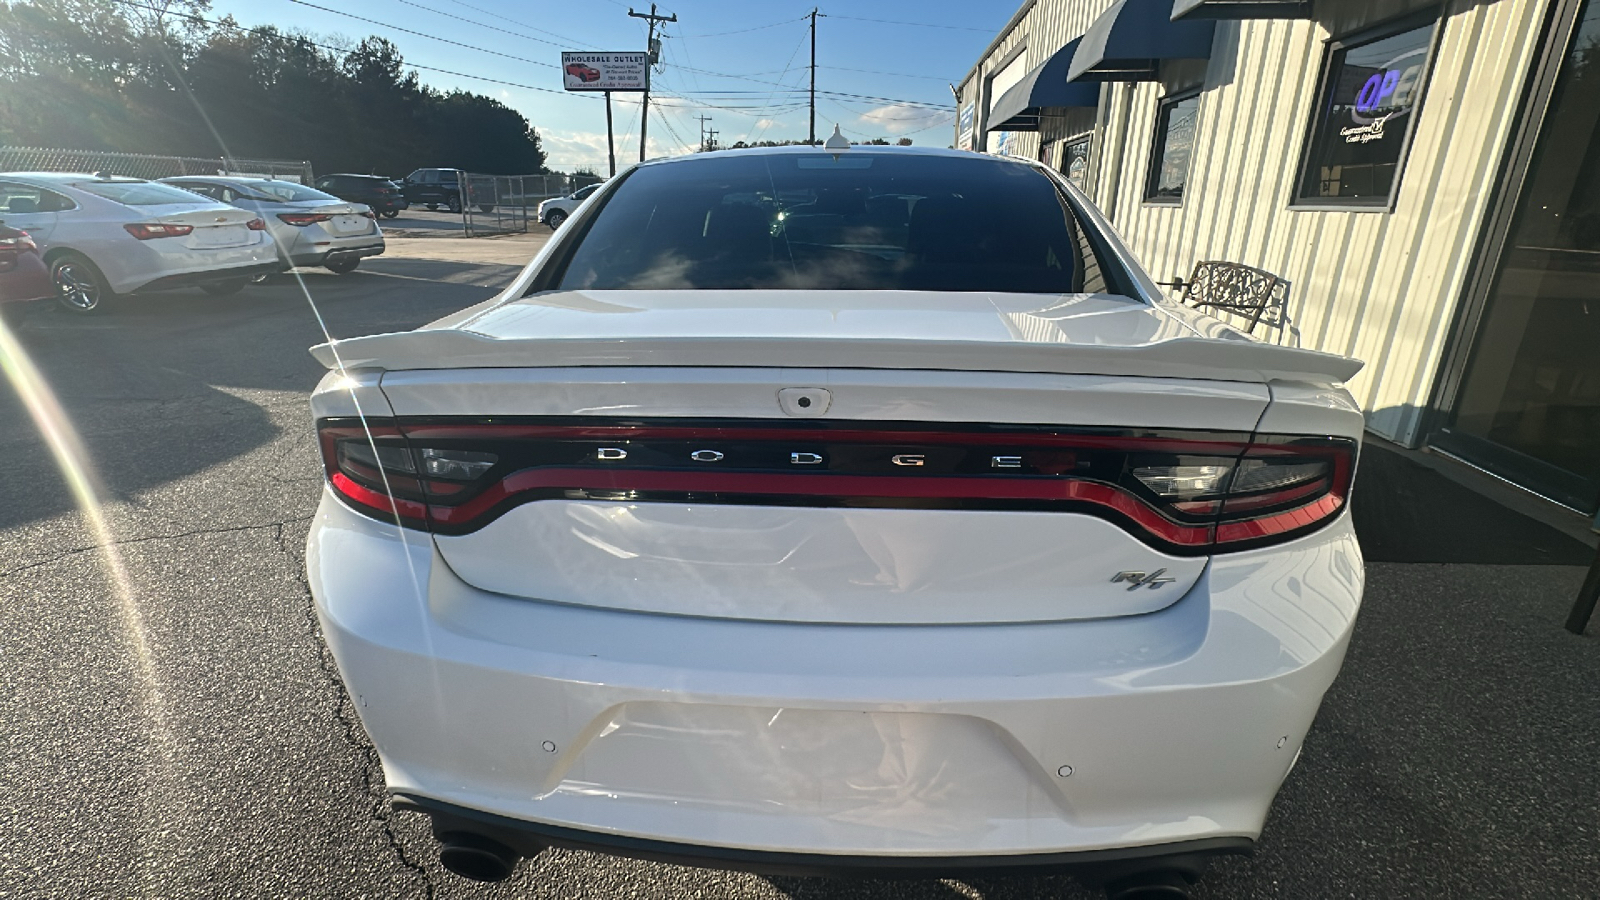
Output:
[
  {"xmin": 201, "ymin": 278, "xmax": 247, "ymax": 297},
  {"xmin": 425, "ymin": 203, "xmax": 438, "ymax": 211},
  {"xmin": 546, "ymin": 210, "xmax": 568, "ymax": 229},
  {"xmin": 381, "ymin": 210, "xmax": 400, "ymax": 219},
  {"xmin": 446, "ymin": 196, "xmax": 463, "ymax": 214},
  {"xmin": 325, "ymin": 257, "xmax": 360, "ymax": 274},
  {"xmin": 478, "ymin": 204, "xmax": 495, "ymax": 213},
  {"xmin": 50, "ymin": 251, "xmax": 113, "ymax": 313}
]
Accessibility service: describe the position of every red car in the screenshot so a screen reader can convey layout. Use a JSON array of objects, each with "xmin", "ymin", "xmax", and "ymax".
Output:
[
  {"xmin": 0, "ymin": 224, "xmax": 52, "ymax": 304},
  {"xmin": 565, "ymin": 62, "xmax": 601, "ymax": 83}
]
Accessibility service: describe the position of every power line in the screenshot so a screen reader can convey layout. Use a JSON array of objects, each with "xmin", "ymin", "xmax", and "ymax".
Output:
[
  {"xmin": 440, "ymin": 0, "xmax": 600, "ymax": 49},
  {"xmin": 388, "ymin": 0, "xmax": 585, "ymax": 51},
  {"xmin": 825, "ymin": 14, "xmax": 995, "ymax": 32},
  {"xmin": 285, "ymin": 0, "xmax": 560, "ymax": 69},
  {"xmin": 109, "ymin": 0, "xmax": 596, "ymax": 99},
  {"xmin": 820, "ymin": 65, "xmax": 950, "ymax": 81},
  {"xmin": 676, "ymin": 16, "xmax": 807, "ymax": 38}
]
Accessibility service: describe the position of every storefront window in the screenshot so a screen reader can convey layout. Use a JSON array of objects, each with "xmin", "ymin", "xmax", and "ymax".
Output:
[
  {"xmin": 1441, "ymin": 0, "xmax": 1600, "ymax": 511},
  {"xmin": 1063, "ymin": 137, "xmax": 1091, "ymax": 190},
  {"xmin": 1144, "ymin": 92, "xmax": 1200, "ymax": 204},
  {"xmin": 1296, "ymin": 16, "xmax": 1437, "ymax": 206}
]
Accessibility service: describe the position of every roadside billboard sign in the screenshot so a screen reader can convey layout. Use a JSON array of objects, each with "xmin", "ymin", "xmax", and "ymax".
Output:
[{"xmin": 561, "ymin": 52, "xmax": 649, "ymax": 92}]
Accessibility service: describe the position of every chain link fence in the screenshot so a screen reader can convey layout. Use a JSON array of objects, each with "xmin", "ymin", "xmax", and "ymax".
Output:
[
  {"xmin": 0, "ymin": 146, "xmax": 314, "ymax": 183},
  {"xmin": 458, "ymin": 171, "xmax": 606, "ymax": 237}
]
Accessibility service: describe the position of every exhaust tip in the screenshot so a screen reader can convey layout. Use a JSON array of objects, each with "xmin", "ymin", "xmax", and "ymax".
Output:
[
  {"xmin": 1105, "ymin": 869, "xmax": 1195, "ymax": 900},
  {"xmin": 437, "ymin": 831, "xmax": 521, "ymax": 882}
]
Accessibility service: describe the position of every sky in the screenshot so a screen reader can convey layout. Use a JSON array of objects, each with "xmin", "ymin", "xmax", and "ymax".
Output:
[{"xmin": 202, "ymin": 0, "xmax": 1018, "ymax": 171}]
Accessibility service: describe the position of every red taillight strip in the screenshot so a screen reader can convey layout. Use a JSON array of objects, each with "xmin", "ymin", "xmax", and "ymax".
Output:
[
  {"xmin": 330, "ymin": 471, "xmax": 429, "ymax": 522},
  {"xmin": 424, "ymin": 468, "xmax": 1214, "ymax": 546},
  {"xmin": 396, "ymin": 423, "xmax": 1250, "ymax": 455},
  {"xmin": 1216, "ymin": 494, "xmax": 1345, "ymax": 543}
]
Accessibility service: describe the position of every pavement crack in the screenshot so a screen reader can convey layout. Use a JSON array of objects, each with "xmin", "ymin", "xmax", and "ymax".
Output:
[
  {"xmin": 272, "ymin": 520, "xmax": 438, "ymax": 899},
  {"xmin": 0, "ymin": 517, "xmax": 315, "ymax": 580}
]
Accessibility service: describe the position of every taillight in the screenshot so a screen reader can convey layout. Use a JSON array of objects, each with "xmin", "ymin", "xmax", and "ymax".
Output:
[
  {"xmin": 0, "ymin": 230, "xmax": 37, "ymax": 252},
  {"xmin": 278, "ymin": 212, "xmax": 333, "ymax": 226},
  {"xmin": 124, "ymin": 222, "xmax": 194, "ymax": 239},
  {"xmin": 360, "ymin": 210, "xmax": 376, "ymax": 220},
  {"xmin": 246, "ymin": 217, "xmax": 267, "ymax": 230},
  {"xmin": 315, "ymin": 418, "xmax": 1355, "ymax": 551}
]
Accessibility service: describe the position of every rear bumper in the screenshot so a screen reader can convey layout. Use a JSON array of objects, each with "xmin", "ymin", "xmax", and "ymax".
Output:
[
  {"xmin": 289, "ymin": 242, "xmax": 385, "ymax": 268},
  {"xmin": 307, "ymin": 491, "xmax": 1363, "ymax": 860},
  {"xmin": 135, "ymin": 260, "xmax": 285, "ymax": 291}
]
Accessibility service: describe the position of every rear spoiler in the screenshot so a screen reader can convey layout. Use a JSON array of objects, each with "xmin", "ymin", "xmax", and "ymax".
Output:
[{"xmin": 311, "ymin": 330, "xmax": 1362, "ymax": 385}]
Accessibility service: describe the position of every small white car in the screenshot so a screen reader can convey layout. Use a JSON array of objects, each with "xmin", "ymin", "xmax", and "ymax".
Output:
[
  {"xmin": 161, "ymin": 176, "xmax": 386, "ymax": 275},
  {"xmin": 306, "ymin": 147, "xmax": 1365, "ymax": 899},
  {"xmin": 0, "ymin": 173, "xmax": 282, "ymax": 312},
  {"xmin": 536, "ymin": 182, "xmax": 600, "ymax": 229}
]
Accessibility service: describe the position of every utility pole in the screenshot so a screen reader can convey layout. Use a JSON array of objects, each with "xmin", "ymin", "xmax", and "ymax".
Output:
[
  {"xmin": 706, "ymin": 128, "xmax": 718, "ymax": 152},
  {"xmin": 629, "ymin": 4, "xmax": 676, "ymax": 162},
  {"xmin": 695, "ymin": 114, "xmax": 713, "ymax": 152},
  {"xmin": 808, "ymin": 9, "xmax": 819, "ymax": 145},
  {"xmin": 605, "ymin": 91, "xmax": 616, "ymax": 177}
]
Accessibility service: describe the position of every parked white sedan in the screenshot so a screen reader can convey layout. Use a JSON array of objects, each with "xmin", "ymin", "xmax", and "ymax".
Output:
[
  {"xmin": 0, "ymin": 173, "xmax": 282, "ymax": 312},
  {"xmin": 159, "ymin": 176, "xmax": 385, "ymax": 274},
  {"xmin": 306, "ymin": 147, "xmax": 1365, "ymax": 899},
  {"xmin": 535, "ymin": 182, "xmax": 600, "ymax": 229}
]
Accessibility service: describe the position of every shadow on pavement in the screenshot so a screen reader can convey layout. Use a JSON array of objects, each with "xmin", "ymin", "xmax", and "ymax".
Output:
[{"xmin": 0, "ymin": 264, "xmax": 503, "ymax": 531}]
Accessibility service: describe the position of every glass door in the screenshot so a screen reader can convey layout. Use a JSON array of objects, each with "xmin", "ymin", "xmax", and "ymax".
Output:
[{"xmin": 1437, "ymin": 0, "xmax": 1600, "ymax": 513}]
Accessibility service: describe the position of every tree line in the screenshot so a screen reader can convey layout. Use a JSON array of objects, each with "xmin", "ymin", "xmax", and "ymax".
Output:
[{"xmin": 0, "ymin": 0, "xmax": 548, "ymax": 176}]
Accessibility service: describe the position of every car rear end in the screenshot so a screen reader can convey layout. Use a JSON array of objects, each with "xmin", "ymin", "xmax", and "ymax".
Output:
[
  {"xmin": 305, "ymin": 149, "xmax": 1365, "ymax": 889},
  {"xmin": 0, "ymin": 224, "xmax": 52, "ymax": 303},
  {"xmin": 263, "ymin": 201, "xmax": 384, "ymax": 270},
  {"xmin": 65, "ymin": 178, "xmax": 280, "ymax": 292}
]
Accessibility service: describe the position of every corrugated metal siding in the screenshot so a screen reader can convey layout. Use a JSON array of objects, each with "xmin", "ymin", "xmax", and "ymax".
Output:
[{"xmin": 965, "ymin": 0, "xmax": 1550, "ymax": 446}]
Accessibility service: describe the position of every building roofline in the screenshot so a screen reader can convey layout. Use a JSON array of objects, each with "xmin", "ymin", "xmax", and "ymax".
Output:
[{"xmin": 956, "ymin": 0, "xmax": 1036, "ymax": 94}]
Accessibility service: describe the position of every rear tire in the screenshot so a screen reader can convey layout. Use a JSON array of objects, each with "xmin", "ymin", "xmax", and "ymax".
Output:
[
  {"xmin": 546, "ymin": 210, "xmax": 568, "ymax": 230},
  {"xmin": 447, "ymin": 196, "xmax": 463, "ymax": 214},
  {"xmin": 325, "ymin": 257, "xmax": 360, "ymax": 274},
  {"xmin": 50, "ymin": 251, "xmax": 113, "ymax": 314},
  {"xmin": 478, "ymin": 204, "xmax": 495, "ymax": 214},
  {"xmin": 201, "ymin": 278, "xmax": 247, "ymax": 297},
  {"xmin": 425, "ymin": 203, "xmax": 439, "ymax": 211},
  {"xmin": 381, "ymin": 210, "xmax": 400, "ymax": 219}
]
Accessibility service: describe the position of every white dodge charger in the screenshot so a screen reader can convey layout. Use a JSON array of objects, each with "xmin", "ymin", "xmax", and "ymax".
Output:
[{"xmin": 306, "ymin": 146, "xmax": 1364, "ymax": 899}]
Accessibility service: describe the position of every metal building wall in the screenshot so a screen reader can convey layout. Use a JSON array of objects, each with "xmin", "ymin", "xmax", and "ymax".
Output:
[{"xmin": 964, "ymin": 0, "xmax": 1550, "ymax": 447}]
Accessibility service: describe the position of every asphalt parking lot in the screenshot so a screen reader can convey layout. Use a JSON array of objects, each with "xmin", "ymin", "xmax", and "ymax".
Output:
[{"xmin": 1, "ymin": 238, "xmax": 1596, "ymax": 899}]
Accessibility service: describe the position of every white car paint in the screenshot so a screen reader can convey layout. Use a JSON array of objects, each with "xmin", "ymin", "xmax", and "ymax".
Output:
[
  {"xmin": 304, "ymin": 147, "xmax": 1366, "ymax": 883},
  {"xmin": 536, "ymin": 182, "xmax": 600, "ymax": 227},
  {"xmin": 158, "ymin": 176, "xmax": 385, "ymax": 269},
  {"xmin": 0, "ymin": 173, "xmax": 280, "ymax": 295}
]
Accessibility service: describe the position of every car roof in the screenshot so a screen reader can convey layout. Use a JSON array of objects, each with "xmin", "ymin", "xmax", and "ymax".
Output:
[
  {"xmin": 1, "ymin": 172, "xmax": 152, "ymax": 184},
  {"xmin": 322, "ymin": 173, "xmax": 389, "ymax": 179}
]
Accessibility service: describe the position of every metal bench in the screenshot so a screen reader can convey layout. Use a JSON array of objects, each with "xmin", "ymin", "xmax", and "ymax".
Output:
[{"xmin": 1167, "ymin": 260, "xmax": 1294, "ymax": 340}]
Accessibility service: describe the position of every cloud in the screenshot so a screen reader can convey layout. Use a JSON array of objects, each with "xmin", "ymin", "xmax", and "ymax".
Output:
[
  {"xmin": 856, "ymin": 103, "xmax": 949, "ymax": 135},
  {"xmin": 540, "ymin": 128, "xmax": 688, "ymax": 172}
]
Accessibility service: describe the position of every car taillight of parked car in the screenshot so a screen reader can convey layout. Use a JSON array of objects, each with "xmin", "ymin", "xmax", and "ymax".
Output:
[
  {"xmin": 278, "ymin": 213, "xmax": 334, "ymax": 226},
  {"xmin": 360, "ymin": 211, "xmax": 376, "ymax": 220},
  {"xmin": 123, "ymin": 223, "xmax": 194, "ymax": 239},
  {"xmin": 315, "ymin": 419, "xmax": 1356, "ymax": 553},
  {"xmin": 246, "ymin": 218, "xmax": 267, "ymax": 231},
  {"xmin": 0, "ymin": 228, "xmax": 33, "ymax": 271}
]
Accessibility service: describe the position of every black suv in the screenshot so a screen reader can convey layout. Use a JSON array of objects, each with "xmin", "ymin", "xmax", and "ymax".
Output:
[
  {"xmin": 402, "ymin": 168, "xmax": 495, "ymax": 213},
  {"xmin": 312, "ymin": 173, "xmax": 408, "ymax": 218}
]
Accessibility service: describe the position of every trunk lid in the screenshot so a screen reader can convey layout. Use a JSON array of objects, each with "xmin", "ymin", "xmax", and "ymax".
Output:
[
  {"xmin": 318, "ymin": 290, "xmax": 1361, "ymax": 625},
  {"xmin": 145, "ymin": 204, "xmax": 259, "ymax": 249},
  {"xmin": 312, "ymin": 289, "xmax": 1363, "ymax": 384}
]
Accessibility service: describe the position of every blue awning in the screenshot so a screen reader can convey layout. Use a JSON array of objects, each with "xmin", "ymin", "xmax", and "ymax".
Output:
[
  {"xmin": 1068, "ymin": 0, "xmax": 1217, "ymax": 82},
  {"xmin": 987, "ymin": 39, "xmax": 1102, "ymax": 132},
  {"xmin": 1171, "ymin": 0, "xmax": 1311, "ymax": 20}
]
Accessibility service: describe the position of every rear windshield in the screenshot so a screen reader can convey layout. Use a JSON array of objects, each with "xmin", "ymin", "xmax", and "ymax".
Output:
[
  {"xmin": 73, "ymin": 180, "xmax": 216, "ymax": 206},
  {"xmin": 251, "ymin": 182, "xmax": 336, "ymax": 202},
  {"xmin": 554, "ymin": 153, "xmax": 1102, "ymax": 293}
]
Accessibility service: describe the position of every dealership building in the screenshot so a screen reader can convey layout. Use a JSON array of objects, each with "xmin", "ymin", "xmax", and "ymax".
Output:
[{"xmin": 959, "ymin": 0, "xmax": 1600, "ymax": 519}]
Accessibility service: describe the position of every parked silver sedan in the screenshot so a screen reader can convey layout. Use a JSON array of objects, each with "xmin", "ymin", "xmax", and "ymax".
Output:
[{"xmin": 160, "ymin": 176, "xmax": 385, "ymax": 274}]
